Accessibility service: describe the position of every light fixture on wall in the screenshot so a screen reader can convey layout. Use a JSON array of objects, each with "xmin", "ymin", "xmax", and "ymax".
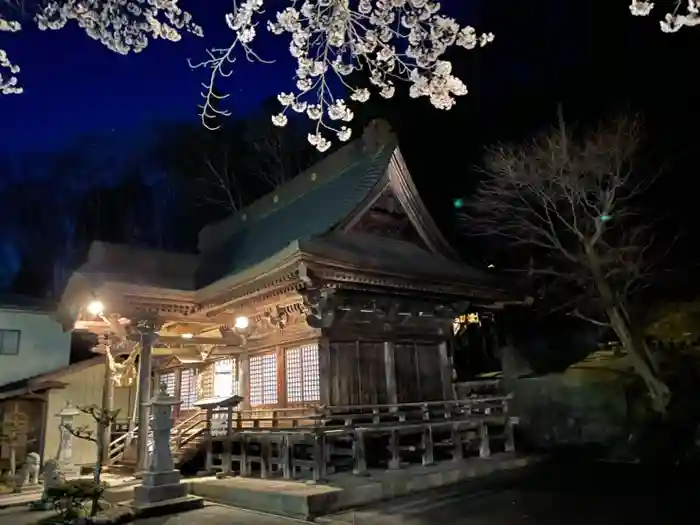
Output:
[
  {"xmin": 234, "ymin": 316, "xmax": 249, "ymax": 331},
  {"xmin": 181, "ymin": 333, "xmax": 194, "ymax": 339},
  {"xmin": 86, "ymin": 300, "xmax": 104, "ymax": 316}
]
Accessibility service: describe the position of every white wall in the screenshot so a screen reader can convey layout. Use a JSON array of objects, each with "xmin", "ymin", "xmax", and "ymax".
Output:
[
  {"xmin": 0, "ymin": 308, "xmax": 71, "ymax": 387},
  {"xmin": 43, "ymin": 362, "xmax": 134, "ymax": 467}
]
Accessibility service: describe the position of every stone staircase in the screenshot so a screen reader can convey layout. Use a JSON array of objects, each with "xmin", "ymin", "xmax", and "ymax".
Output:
[{"xmin": 106, "ymin": 411, "xmax": 207, "ymax": 474}]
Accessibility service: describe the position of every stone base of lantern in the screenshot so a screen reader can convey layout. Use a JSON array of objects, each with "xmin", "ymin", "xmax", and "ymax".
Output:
[{"xmin": 131, "ymin": 470, "xmax": 203, "ymax": 518}]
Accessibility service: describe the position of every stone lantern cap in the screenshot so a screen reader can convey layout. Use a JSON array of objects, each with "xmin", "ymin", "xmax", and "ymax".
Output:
[
  {"xmin": 56, "ymin": 402, "xmax": 81, "ymax": 418},
  {"xmin": 145, "ymin": 383, "xmax": 182, "ymax": 407}
]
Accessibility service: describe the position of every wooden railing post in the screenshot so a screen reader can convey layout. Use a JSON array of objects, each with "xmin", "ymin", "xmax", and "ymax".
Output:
[
  {"xmin": 239, "ymin": 435, "xmax": 250, "ymax": 476},
  {"xmin": 479, "ymin": 422, "xmax": 491, "ymax": 458},
  {"xmin": 204, "ymin": 407, "xmax": 214, "ymax": 472},
  {"xmin": 280, "ymin": 434, "xmax": 292, "ymax": 479},
  {"xmin": 352, "ymin": 428, "xmax": 367, "ymax": 476},
  {"xmin": 260, "ymin": 439, "xmax": 271, "ymax": 479},
  {"xmin": 451, "ymin": 423, "xmax": 463, "ymax": 461},
  {"xmin": 312, "ymin": 429, "xmax": 327, "ymax": 482},
  {"xmin": 388, "ymin": 429, "xmax": 400, "ymax": 470},
  {"xmin": 504, "ymin": 398, "xmax": 515, "ymax": 453},
  {"xmin": 421, "ymin": 426, "xmax": 434, "ymax": 466},
  {"xmin": 222, "ymin": 406, "xmax": 233, "ymax": 473}
]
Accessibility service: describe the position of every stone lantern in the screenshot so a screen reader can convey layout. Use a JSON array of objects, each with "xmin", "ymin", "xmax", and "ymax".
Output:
[
  {"xmin": 132, "ymin": 383, "xmax": 202, "ymax": 516},
  {"xmin": 55, "ymin": 402, "xmax": 81, "ymax": 478}
]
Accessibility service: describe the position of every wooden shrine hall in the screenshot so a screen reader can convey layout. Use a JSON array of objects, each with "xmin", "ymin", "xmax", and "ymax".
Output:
[{"xmin": 57, "ymin": 120, "xmax": 516, "ymax": 479}]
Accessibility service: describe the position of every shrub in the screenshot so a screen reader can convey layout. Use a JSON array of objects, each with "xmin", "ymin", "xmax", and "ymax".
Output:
[{"xmin": 42, "ymin": 479, "xmax": 106, "ymax": 523}]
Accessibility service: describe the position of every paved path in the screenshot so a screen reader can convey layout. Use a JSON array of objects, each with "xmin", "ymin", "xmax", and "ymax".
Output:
[
  {"xmin": 3, "ymin": 461, "xmax": 697, "ymax": 525},
  {"xmin": 0, "ymin": 503, "xmax": 314, "ymax": 525},
  {"xmin": 322, "ymin": 460, "xmax": 699, "ymax": 524}
]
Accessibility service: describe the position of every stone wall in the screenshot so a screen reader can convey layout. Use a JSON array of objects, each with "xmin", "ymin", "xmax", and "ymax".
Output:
[{"xmin": 508, "ymin": 370, "xmax": 629, "ymax": 450}]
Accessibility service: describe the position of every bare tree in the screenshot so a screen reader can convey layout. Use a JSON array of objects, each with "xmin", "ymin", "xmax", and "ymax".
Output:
[
  {"xmin": 242, "ymin": 117, "xmax": 319, "ymax": 190},
  {"xmin": 461, "ymin": 112, "xmax": 671, "ymax": 412},
  {"xmin": 193, "ymin": 145, "xmax": 244, "ymax": 213}
]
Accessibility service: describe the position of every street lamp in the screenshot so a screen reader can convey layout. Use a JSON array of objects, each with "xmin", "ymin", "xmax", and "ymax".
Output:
[
  {"xmin": 87, "ymin": 300, "xmax": 104, "ymax": 316},
  {"xmin": 234, "ymin": 316, "xmax": 249, "ymax": 331}
]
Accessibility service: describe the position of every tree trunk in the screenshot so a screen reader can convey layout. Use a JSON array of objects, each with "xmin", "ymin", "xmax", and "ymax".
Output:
[
  {"xmin": 91, "ymin": 441, "xmax": 103, "ymax": 517},
  {"xmin": 585, "ymin": 245, "xmax": 670, "ymax": 412}
]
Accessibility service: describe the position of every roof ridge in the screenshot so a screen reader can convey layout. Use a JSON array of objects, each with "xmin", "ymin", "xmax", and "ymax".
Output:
[{"xmin": 198, "ymin": 120, "xmax": 396, "ymax": 254}]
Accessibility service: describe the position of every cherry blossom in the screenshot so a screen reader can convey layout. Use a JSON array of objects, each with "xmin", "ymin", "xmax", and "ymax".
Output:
[
  {"xmin": 0, "ymin": 15, "xmax": 21, "ymax": 94},
  {"xmin": 191, "ymin": 0, "xmax": 494, "ymax": 151},
  {"xmin": 1, "ymin": 1, "xmax": 697, "ymax": 152},
  {"xmin": 630, "ymin": 0, "xmax": 700, "ymax": 32},
  {"xmin": 1, "ymin": 0, "xmax": 201, "ymax": 95}
]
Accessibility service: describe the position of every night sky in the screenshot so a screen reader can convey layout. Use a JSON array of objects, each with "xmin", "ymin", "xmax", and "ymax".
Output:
[
  {"xmin": 1, "ymin": 1, "xmax": 699, "ymax": 296},
  {"xmin": 0, "ymin": 2, "xmax": 482, "ymax": 153}
]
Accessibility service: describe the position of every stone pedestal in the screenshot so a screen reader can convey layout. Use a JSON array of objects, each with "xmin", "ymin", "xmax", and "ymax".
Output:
[
  {"xmin": 55, "ymin": 402, "xmax": 81, "ymax": 478},
  {"xmin": 131, "ymin": 384, "xmax": 202, "ymax": 518}
]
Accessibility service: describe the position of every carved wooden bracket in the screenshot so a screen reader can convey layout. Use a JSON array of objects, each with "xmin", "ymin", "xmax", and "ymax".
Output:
[{"xmin": 262, "ymin": 305, "xmax": 289, "ymax": 330}]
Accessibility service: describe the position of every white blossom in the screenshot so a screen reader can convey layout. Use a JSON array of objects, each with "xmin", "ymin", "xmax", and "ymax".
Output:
[
  {"xmin": 630, "ymin": 0, "xmax": 700, "ymax": 32},
  {"xmin": 192, "ymin": 0, "xmax": 494, "ymax": 151},
  {"xmin": 1, "ymin": 0, "xmax": 201, "ymax": 96},
  {"xmin": 3, "ymin": 1, "xmax": 697, "ymax": 154},
  {"xmin": 1, "ymin": 15, "xmax": 22, "ymax": 95}
]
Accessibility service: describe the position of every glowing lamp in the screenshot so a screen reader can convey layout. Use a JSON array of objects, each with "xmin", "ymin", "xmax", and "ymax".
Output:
[
  {"xmin": 86, "ymin": 300, "xmax": 104, "ymax": 316},
  {"xmin": 234, "ymin": 316, "xmax": 249, "ymax": 330},
  {"xmin": 181, "ymin": 333, "xmax": 194, "ymax": 339}
]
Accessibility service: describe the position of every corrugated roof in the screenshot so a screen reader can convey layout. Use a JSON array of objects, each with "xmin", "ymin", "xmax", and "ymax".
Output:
[{"xmin": 195, "ymin": 127, "xmax": 397, "ymax": 288}]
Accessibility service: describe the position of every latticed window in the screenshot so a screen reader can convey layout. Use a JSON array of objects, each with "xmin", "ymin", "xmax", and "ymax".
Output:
[
  {"xmin": 285, "ymin": 344, "xmax": 320, "ymax": 403},
  {"xmin": 179, "ymin": 368, "xmax": 198, "ymax": 410},
  {"xmin": 250, "ymin": 353, "xmax": 278, "ymax": 406},
  {"xmin": 159, "ymin": 371, "xmax": 176, "ymax": 397},
  {"xmin": 213, "ymin": 358, "xmax": 238, "ymax": 399}
]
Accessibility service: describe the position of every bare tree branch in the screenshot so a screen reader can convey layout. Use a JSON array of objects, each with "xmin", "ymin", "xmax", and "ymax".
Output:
[{"xmin": 460, "ymin": 112, "xmax": 672, "ymax": 412}]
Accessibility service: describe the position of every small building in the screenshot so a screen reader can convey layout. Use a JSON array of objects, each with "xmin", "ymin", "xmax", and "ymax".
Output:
[
  {"xmin": 0, "ymin": 295, "xmax": 135, "ymax": 470},
  {"xmin": 56, "ymin": 121, "xmax": 515, "ymax": 475}
]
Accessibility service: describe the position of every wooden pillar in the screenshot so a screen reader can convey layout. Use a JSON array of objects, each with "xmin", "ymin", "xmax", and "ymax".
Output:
[
  {"xmin": 438, "ymin": 341, "xmax": 455, "ymax": 401},
  {"xmin": 136, "ymin": 318, "xmax": 158, "ymax": 472},
  {"xmin": 383, "ymin": 342, "xmax": 397, "ymax": 405},
  {"xmin": 318, "ymin": 337, "xmax": 331, "ymax": 405},
  {"xmin": 222, "ymin": 406, "xmax": 233, "ymax": 473},
  {"xmin": 352, "ymin": 428, "xmax": 367, "ymax": 476},
  {"xmin": 37, "ymin": 394, "xmax": 49, "ymax": 465},
  {"xmin": 238, "ymin": 354, "xmax": 250, "ymax": 411},
  {"xmin": 100, "ymin": 353, "xmax": 115, "ymax": 465},
  {"xmin": 205, "ymin": 407, "xmax": 214, "ymax": 472},
  {"xmin": 479, "ymin": 422, "xmax": 491, "ymax": 458}
]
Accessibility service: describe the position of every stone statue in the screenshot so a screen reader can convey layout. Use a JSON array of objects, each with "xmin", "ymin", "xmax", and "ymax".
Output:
[
  {"xmin": 29, "ymin": 459, "xmax": 64, "ymax": 511},
  {"xmin": 16, "ymin": 452, "xmax": 40, "ymax": 488}
]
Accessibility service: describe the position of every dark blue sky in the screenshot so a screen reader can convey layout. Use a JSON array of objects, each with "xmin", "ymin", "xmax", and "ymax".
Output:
[
  {"xmin": 0, "ymin": 2, "xmax": 490, "ymax": 154},
  {"xmin": 0, "ymin": 2, "xmax": 303, "ymax": 153}
]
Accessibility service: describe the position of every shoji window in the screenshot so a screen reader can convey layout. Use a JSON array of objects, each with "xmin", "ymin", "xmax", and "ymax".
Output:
[
  {"xmin": 285, "ymin": 344, "xmax": 320, "ymax": 403},
  {"xmin": 159, "ymin": 371, "xmax": 176, "ymax": 397},
  {"xmin": 249, "ymin": 353, "xmax": 278, "ymax": 406},
  {"xmin": 179, "ymin": 368, "xmax": 198, "ymax": 410},
  {"xmin": 213, "ymin": 358, "xmax": 237, "ymax": 399}
]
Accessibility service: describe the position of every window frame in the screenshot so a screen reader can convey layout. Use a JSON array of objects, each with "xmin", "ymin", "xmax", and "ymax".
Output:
[
  {"xmin": 285, "ymin": 343, "xmax": 320, "ymax": 405},
  {"xmin": 179, "ymin": 367, "xmax": 198, "ymax": 410},
  {"xmin": 249, "ymin": 351, "xmax": 279, "ymax": 407},
  {"xmin": 0, "ymin": 329, "xmax": 21, "ymax": 355},
  {"xmin": 212, "ymin": 357, "xmax": 238, "ymax": 400}
]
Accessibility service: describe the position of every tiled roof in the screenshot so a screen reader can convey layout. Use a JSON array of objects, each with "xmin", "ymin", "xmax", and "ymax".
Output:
[
  {"xmin": 299, "ymin": 233, "xmax": 500, "ymax": 294},
  {"xmin": 195, "ymin": 125, "xmax": 397, "ymax": 288},
  {"xmin": 79, "ymin": 242, "xmax": 198, "ymax": 291}
]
